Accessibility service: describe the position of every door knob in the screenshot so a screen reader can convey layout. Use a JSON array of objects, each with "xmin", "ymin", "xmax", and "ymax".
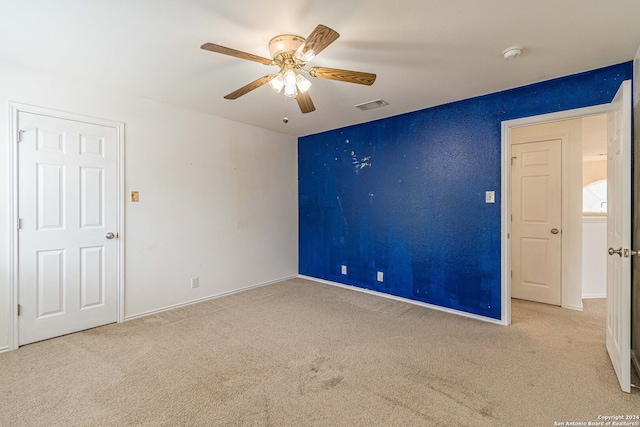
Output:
[
  {"xmin": 608, "ymin": 247, "xmax": 622, "ymax": 257},
  {"xmin": 550, "ymin": 228, "xmax": 559, "ymax": 234},
  {"xmin": 106, "ymin": 232, "xmax": 115, "ymax": 239}
]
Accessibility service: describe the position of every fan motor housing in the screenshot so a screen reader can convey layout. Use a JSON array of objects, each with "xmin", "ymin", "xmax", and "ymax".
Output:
[{"xmin": 269, "ymin": 34, "xmax": 305, "ymax": 60}]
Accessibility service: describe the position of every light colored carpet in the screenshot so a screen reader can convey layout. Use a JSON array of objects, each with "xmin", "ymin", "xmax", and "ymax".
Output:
[{"xmin": 0, "ymin": 278, "xmax": 638, "ymax": 426}]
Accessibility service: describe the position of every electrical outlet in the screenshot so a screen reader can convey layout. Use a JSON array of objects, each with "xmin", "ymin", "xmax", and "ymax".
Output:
[
  {"xmin": 377, "ymin": 271, "xmax": 384, "ymax": 282},
  {"xmin": 191, "ymin": 277, "xmax": 199, "ymax": 289},
  {"xmin": 341, "ymin": 265, "xmax": 347, "ymax": 275}
]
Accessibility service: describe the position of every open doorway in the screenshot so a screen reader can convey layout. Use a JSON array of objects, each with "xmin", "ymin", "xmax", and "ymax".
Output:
[
  {"xmin": 509, "ymin": 117, "xmax": 584, "ymax": 311},
  {"xmin": 508, "ymin": 113, "xmax": 609, "ymax": 311},
  {"xmin": 502, "ymin": 80, "xmax": 633, "ymax": 393},
  {"xmin": 501, "ymin": 102, "xmax": 616, "ymax": 326}
]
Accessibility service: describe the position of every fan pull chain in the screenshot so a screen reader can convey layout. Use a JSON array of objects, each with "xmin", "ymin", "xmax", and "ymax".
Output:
[{"xmin": 283, "ymin": 94, "xmax": 289, "ymax": 124}]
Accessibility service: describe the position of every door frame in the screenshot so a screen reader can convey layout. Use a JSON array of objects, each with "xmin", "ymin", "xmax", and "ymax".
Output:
[
  {"xmin": 501, "ymin": 103, "xmax": 611, "ymax": 325},
  {"xmin": 8, "ymin": 102, "xmax": 125, "ymax": 351}
]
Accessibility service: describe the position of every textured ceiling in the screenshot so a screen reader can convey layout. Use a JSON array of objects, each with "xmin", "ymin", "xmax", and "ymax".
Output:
[{"xmin": 1, "ymin": 0, "xmax": 639, "ymax": 137}]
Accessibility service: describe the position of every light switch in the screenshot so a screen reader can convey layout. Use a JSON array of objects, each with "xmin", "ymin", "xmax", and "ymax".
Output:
[
  {"xmin": 131, "ymin": 191, "xmax": 139, "ymax": 202},
  {"xmin": 485, "ymin": 191, "xmax": 495, "ymax": 204}
]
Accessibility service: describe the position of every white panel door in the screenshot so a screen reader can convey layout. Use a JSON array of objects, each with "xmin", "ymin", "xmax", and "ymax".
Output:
[
  {"xmin": 511, "ymin": 139, "xmax": 562, "ymax": 305},
  {"xmin": 606, "ymin": 80, "xmax": 632, "ymax": 393},
  {"xmin": 18, "ymin": 112, "xmax": 118, "ymax": 345}
]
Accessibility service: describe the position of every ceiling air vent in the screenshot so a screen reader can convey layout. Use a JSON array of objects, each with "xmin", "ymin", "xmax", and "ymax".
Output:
[{"xmin": 355, "ymin": 99, "xmax": 389, "ymax": 111}]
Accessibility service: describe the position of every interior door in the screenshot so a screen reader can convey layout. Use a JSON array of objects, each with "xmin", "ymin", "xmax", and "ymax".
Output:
[
  {"xmin": 511, "ymin": 139, "xmax": 562, "ymax": 305},
  {"xmin": 18, "ymin": 111, "xmax": 118, "ymax": 345},
  {"xmin": 606, "ymin": 80, "xmax": 632, "ymax": 393}
]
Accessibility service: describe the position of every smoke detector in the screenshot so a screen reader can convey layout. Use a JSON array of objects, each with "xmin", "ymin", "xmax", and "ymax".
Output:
[{"xmin": 502, "ymin": 46, "xmax": 522, "ymax": 60}]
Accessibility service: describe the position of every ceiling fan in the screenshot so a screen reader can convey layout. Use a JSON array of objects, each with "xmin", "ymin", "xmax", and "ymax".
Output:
[{"xmin": 201, "ymin": 24, "xmax": 376, "ymax": 114}]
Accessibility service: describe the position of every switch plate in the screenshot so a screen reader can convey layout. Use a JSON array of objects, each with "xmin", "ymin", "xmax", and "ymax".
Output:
[
  {"xmin": 191, "ymin": 277, "xmax": 199, "ymax": 289},
  {"xmin": 131, "ymin": 191, "xmax": 140, "ymax": 202},
  {"xmin": 485, "ymin": 191, "xmax": 495, "ymax": 204},
  {"xmin": 341, "ymin": 265, "xmax": 347, "ymax": 275},
  {"xmin": 377, "ymin": 271, "xmax": 384, "ymax": 282}
]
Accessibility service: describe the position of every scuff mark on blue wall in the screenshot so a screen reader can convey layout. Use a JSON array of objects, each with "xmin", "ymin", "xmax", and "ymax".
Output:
[{"xmin": 298, "ymin": 62, "xmax": 633, "ymax": 320}]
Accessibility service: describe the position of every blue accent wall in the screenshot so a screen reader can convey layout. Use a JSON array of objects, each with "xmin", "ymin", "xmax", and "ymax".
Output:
[{"xmin": 298, "ymin": 62, "xmax": 633, "ymax": 320}]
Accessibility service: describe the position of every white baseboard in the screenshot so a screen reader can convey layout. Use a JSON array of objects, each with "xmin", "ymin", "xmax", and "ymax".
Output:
[
  {"xmin": 565, "ymin": 304, "xmax": 584, "ymax": 311},
  {"xmin": 582, "ymin": 294, "xmax": 606, "ymax": 299},
  {"xmin": 124, "ymin": 275, "xmax": 297, "ymax": 321},
  {"xmin": 298, "ymin": 275, "xmax": 504, "ymax": 325},
  {"xmin": 0, "ymin": 345, "xmax": 10, "ymax": 354}
]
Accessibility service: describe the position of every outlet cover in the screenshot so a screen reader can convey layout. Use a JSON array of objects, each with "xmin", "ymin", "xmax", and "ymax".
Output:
[
  {"xmin": 341, "ymin": 265, "xmax": 347, "ymax": 275},
  {"xmin": 191, "ymin": 277, "xmax": 199, "ymax": 289},
  {"xmin": 485, "ymin": 191, "xmax": 495, "ymax": 204},
  {"xmin": 377, "ymin": 271, "xmax": 384, "ymax": 282}
]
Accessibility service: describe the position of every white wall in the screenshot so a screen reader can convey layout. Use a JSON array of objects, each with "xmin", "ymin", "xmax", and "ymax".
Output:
[
  {"xmin": 583, "ymin": 160, "xmax": 606, "ymax": 186},
  {"xmin": 582, "ymin": 121, "xmax": 607, "ymax": 299},
  {"xmin": 582, "ymin": 216, "xmax": 607, "ymax": 298},
  {"xmin": 0, "ymin": 65, "xmax": 299, "ymax": 350}
]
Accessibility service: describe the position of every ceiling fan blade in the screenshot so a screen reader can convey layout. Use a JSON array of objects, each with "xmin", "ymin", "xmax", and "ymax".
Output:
[
  {"xmin": 299, "ymin": 25, "xmax": 340, "ymax": 58},
  {"xmin": 201, "ymin": 43, "xmax": 273, "ymax": 65},
  {"xmin": 224, "ymin": 74, "xmax": 276, "ymax": 100},
  {"xmin": 296, "ymin": 91, "xmax": 316, "ymax": 114},
  {"xmin": 308, "ymin": 67, "xmax": 376, "ymax": 86}
]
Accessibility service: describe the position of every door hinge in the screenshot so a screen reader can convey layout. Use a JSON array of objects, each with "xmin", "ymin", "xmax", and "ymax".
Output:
[
  {"xmin": 510, "ymin": 270, "xmax": 513, "ymax": 278},
  {"xmin": 17, "ymin": 304, "xmax": 21, "ymax": 316},
  {"xmin": 511, "ymin": 156, "xmax": 517, "ymax": 166},
  {"xmin": 624, "ymin": 249, "xmax": 638, "ymax": 258},
  {"xmin": 17, "ymin": 130, "xmax": 25, "ymax": 143},
  {"xmin": 17, "ymin": 218, "xmax": 22, "ymax": 229}
]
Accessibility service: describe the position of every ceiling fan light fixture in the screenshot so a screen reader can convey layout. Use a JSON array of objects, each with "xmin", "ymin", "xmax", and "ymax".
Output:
[
  {"xmin": 295, "ymin": 74, "xmax": 312, "ymax": 93},
  {"xmin": 269, "ymin": 73, "xmax": 285, "ymax": 93},
  {"xmin": 283, "ymin": 69, "xmax": 297, "ymax": 87},
  {"xmin": 283, "ymin": 84, "xmax": 297, "ymax": 98}
]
